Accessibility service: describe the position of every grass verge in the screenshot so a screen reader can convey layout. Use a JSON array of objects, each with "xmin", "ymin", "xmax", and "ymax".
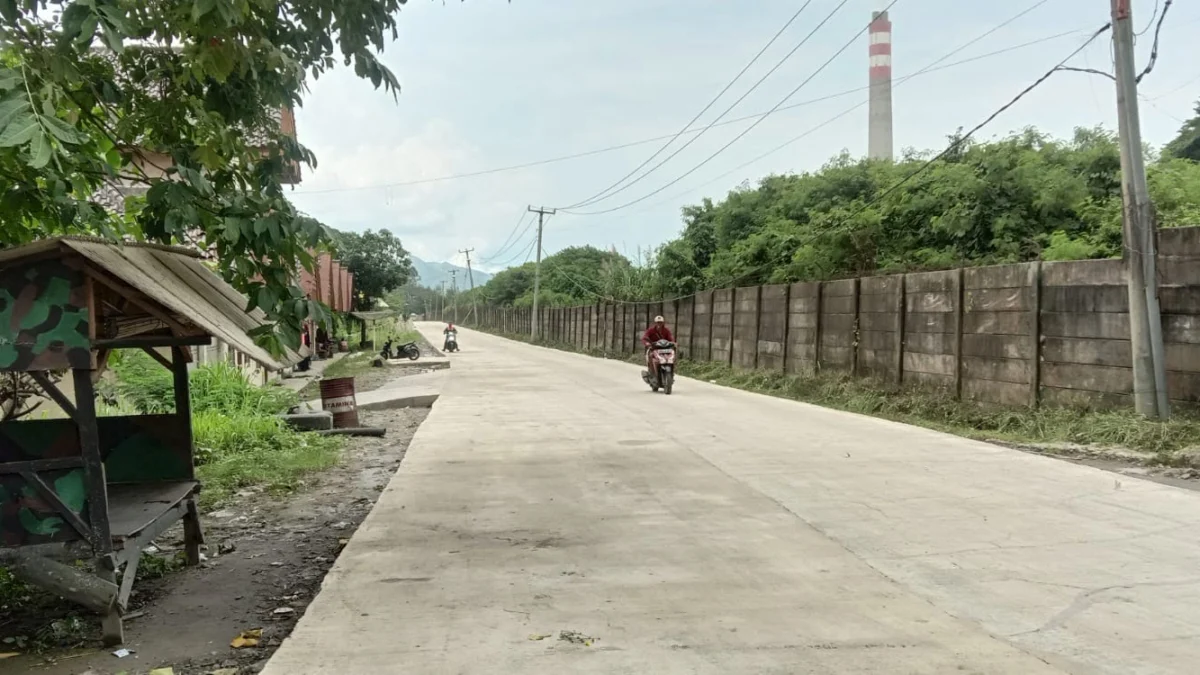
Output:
[{"xmin": 482, "ymin": 329, "xmax": 1200, "ymax": 464}]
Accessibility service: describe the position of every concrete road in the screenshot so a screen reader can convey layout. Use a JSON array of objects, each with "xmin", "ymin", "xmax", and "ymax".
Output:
[{"xmin": 262, "ymin": 326, "xmax": 1200, "ymax": 675}]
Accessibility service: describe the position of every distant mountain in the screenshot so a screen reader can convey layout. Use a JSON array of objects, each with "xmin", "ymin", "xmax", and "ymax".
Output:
[{"xmin": 411, "ymin": 256, "xmax": 492, "ymax": 290}]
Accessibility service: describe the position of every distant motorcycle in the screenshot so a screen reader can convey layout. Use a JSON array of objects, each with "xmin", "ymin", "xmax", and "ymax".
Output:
[
  {"xmin": 642, "ymin": 339, "xmax": 676, "ymax": 395},
  {"xmin": 444, "ymin": 330, "xmax": 459, "ymax": 353}
]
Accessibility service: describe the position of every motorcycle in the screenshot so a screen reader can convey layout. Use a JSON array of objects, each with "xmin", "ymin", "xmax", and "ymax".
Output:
[
  {"xmin": 380, "ymin": 338, "xmax": 421, "ymax": 361},
  {"xmin": 444, "ymin": 330, "xmax": 459, "ymax": 353},
  {"xmin": 642, "ymin": 339, "xmax": 676, "ymax": 395}
]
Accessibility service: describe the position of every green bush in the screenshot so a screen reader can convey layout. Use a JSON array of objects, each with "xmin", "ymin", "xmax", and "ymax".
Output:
[{"xmin": 113, "ymin": 352, "xmax": 297, "ymax": 415}]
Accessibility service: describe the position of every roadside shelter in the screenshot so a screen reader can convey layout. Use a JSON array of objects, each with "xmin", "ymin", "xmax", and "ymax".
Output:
[{"xmin": 0, "ymin": 236, "xmax": 288, "ymax": 645}]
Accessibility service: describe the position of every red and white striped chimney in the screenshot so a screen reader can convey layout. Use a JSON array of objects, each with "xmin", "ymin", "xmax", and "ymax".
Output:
[{"xmin": 868, "ymin": 11, "xmax": 894, "ymax": 161}]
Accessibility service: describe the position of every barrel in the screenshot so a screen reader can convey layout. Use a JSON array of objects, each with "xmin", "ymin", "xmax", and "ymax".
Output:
[
  {"xmin": 319, "ymin": 376, "xmax": 359, "ymax": 428},
  {"xmin": 338, "ymin": 339, "xmax": 349, "ymax": 352}
]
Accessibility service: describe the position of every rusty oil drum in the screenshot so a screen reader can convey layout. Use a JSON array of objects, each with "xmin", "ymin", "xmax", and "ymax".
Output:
[{"xmin": 319, "ymin": 376, "xmax": 359, "ymax": 428}]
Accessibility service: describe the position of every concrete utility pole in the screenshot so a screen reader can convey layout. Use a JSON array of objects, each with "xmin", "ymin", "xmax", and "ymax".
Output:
[
  {"xmin": 460, "ymin": 248, "xmax": 477, "ymax": 325},
  {"xmin": 450, "ymin": 270, "xmax": 459, "ymax": 324},
  {"xmin": 1111, "ymin": 0, "xmax": 1169, "ymax": 418},
  {"xmin": 439, "ymin": 280, "xmax": 447, "ymax": 321},
  {"xmin": 528, "ymin": 206, "xmax": 557, "ymax": 339}
]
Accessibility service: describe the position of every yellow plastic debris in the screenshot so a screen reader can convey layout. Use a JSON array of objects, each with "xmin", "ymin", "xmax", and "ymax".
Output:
[
  {"xmin": 231, "ymin": 628, "xmax": 264, "ymax": 649},
  {"xmin": 527, "ymin": 633, "xmax": 551, "ymax": 641},
  {"xmin": 148, "ymin": 669, "xmax": 175, "ymax": 675}
]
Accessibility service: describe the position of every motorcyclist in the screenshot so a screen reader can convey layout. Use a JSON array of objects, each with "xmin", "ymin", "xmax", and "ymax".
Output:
[
  {"xmin": 443, "ymin": 323, "xmax": 457, "ymax": 351},
  {"xmin": 642, "ymin": 315, "xmax": 675, "ymax": 379}
]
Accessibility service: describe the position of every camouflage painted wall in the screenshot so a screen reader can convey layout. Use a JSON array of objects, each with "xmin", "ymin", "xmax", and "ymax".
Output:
[
  {"xmin": 0, "ymin": 259, "xmax": 91, "ymax": 371},
  {"xmin": 0, "ymin": 414, "xmax": 193, "ymax": 547}
]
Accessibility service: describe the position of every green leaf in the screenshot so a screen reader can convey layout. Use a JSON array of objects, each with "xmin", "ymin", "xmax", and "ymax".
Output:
[
  {"xmin": 0, "ymin": 68, "xmax": 19, "ymax": 91},
  {"xmin": 61, "ymin": 3, "xmax": 91, "ymax": 42},
  {"xmin": 41, "ymin": 115, "xmax": 83, "ymax": 144},
  {"xmin": 0, "ymin": 97, "xmax": 30, "ymax": 131},
  {"xmin": 0, "ymin": 112, "xmax": 38, "ymax": 148},
  {"xmin": 0, "ymin": 0, "xmax": 16, "ymax": 23},
  {"xmin": 192, "ymin": 0, "xmax": 217, "ymax": 21},
  {"xmin": 27, "ymin": 132, "xmax": 51, "ymax": 169}
]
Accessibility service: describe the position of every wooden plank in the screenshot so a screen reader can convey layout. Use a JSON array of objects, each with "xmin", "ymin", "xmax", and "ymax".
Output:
[
  {"xmin": 0, "ymin": 457, "xmax": 84, "ymax": 474},
  {"xmin": 962, "ymin": 356, "xmax": 1031, "ymax": 385},
  {"xmin": 94, "ymin": 335, "xmax": 213, "ymax": 349},
  {"xmin": 73, "ymin": 369, "xmax": 113, "ymax": 553},
  {"xmin": 28, "ymin": 371, "xmax": 78, "ymax": 421},
  {"xmin": 1041, "ymin": 312, "xmax": 1130, "ymax": 340},
  {"xmin": 21, "ymin": 470, "xmax": 94, "ymax": 545},
  {"xmin": 1042, "ymin": 337, "xmax": 1131, "ymax": 367},
  {"xmin": 1041, "ymin": 362, "xmax": 1132, "ymax": 394}
]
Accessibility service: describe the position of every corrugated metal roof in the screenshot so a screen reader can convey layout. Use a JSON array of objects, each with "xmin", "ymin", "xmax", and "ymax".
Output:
[{"xmin": 0, "ymin": 238, "xmax": 294, "ymax": 370}]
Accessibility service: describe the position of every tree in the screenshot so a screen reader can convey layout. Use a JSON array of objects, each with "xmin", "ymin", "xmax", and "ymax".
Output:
[
  {"xmin": 1164, "ymin": 99, "xmax": 1200, "ymax": 162},
  {"xmin": 0, "ymin": 0, "xmax": 416, "ymax": 354},
  {"xmin": 337, "ymin": 229, "xmax": 415, "ymax": 311}
]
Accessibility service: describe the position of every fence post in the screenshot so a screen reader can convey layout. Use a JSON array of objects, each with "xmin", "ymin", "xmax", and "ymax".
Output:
[
  {"xmin": 954, "ymin": 267, "xmax": 965, "ymax": 400},
  {"xmin": 815, "ymin": 282, "xmax": 825, "ymax": 372},
  {"xmin": 851, "ymin": 278, "xmax": 861, "ymax": 377},
  {"xmin": 707, "ymin": 291, "xmax": 715, "ymax": 363},
  {"xmin": 781, "ymin": 283, "xmax": 791, "ymax": 374},
  {"xmin": 895, "ymin": 275, "xmax": 906, "ymax": 386},
  {"xmin": 1028, "ymin": 261, "xmax": 1042, "ymax": 408},
  {"xmin": 727, "ymin": 291, "xmax": 735, "ymax": 367},
  {"xmin": 688, "ymin": 294, "xmax": 697, "ymax": 361},
  {"xmin": 753, "ymin": 285, "xmax": 763, "ymax": 370}
]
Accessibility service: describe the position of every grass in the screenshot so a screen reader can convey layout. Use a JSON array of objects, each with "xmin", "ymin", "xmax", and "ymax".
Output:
[
  {"xmin": 193, "ymin": 410, "xmax": 343, "ymax": 506},
  {"xmin": 484, "ymin": 330, "xmax": 1200, "ymax": 464}
]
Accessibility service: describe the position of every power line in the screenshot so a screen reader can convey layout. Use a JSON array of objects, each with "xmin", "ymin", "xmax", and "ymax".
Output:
[
  {"xmin": 560, "ymin": 1, "xmax": 817, "ymax": 211},
  {"xmin": 478, "ymin": 209, "xmax": 531, "ymax": 263},
  {"xmin": 569, "ymin": 24, "xmax": 1115, "ymax": 306},
  {"xmin": 563, "ymin": 4, "xmax": 1071, "ymax": 226},
  {"xmin": 561, "ymin": 0, "xmax": 903, "ymax": 217},
  {"xmin": 290, "ymin": 29, "xmax": 1081, "ymax": 199}
]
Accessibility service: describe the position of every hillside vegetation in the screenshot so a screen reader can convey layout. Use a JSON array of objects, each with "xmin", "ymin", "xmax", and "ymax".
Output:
[{"xmin": 469, "ymin": 121, "xmax": 1200, "ymax": 308}]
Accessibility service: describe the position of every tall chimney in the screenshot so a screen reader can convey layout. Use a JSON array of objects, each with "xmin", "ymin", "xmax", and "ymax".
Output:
[{"xmin": 868, "ymin": 11, "xmax": 894, "ymax": 161}]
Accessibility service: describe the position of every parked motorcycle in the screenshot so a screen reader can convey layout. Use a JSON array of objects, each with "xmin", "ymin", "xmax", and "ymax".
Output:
[
  {"xmin": 642, "ymin": 339, "xmax": 676, "ymax": 395},
  {"xmin": 380, "ymin": 338, "xmax": 421, "ymax": 361},
  {"xmin": 444, "ymin": 330, "xmax": 459, "ymax": 353}
]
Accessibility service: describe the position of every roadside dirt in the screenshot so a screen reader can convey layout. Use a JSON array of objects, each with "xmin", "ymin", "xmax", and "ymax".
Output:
[{"xmin": 0, "ymin": 406, "xmax": 429, "ymax": 675}]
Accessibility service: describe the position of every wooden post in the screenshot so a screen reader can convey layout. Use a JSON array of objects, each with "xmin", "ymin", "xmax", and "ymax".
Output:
[
  {"xmin": 171, "ymin": 347, "xmax": 195, "ymax": 479},
  {"xmin": 851, "ymin": 278, "xmax": 861, "ymax": 377},
  {"xmin": 814, "ymin": 282, "xmax": 825, "ymax": 372},
  {"xmin": 1028, "ymin": 261, "xmax": 1042, "ymax": 408},
  {"xmin": 895, "ymin": 275, "xmax": 906, "ymax": 385},
  {"xmin": 72, "ymin": 369, "xmax": 112, "ymax": 549},
  {"xmin": 781, "ymin": 284, "xmax": 792, "ymax": 374},
  {"xmin": 954, "ymin": 267, "xmax": 965, "ymax": 400}
]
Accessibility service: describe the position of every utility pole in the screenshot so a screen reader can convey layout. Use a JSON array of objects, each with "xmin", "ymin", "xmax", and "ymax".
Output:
[
  {"xmin": 528, "ymin": 206, "xmax": 557, "ymax": 339},
  {"xmin": 460, "ymin": 248, "xmax": 477, "ymax": 325},
  {"xmin": 439, "ymin": 280, "xmax": 447, "ymax": 321},
  {"xmin": 450, "ymin": 270, "xmax": 459, "ymax": 324},
  {"xmin": 1112, "ymin": 0, "xmax": 1169, "ymax": 418}
]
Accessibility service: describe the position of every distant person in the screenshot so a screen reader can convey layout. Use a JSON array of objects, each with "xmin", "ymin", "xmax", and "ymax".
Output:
[
  {"xmin": 641, "ymin": 315, "xmax": 674, "ymax": 377},
  {"xmin": 444, "ymin": 323, "xmax": 456, "ymax": 351}
]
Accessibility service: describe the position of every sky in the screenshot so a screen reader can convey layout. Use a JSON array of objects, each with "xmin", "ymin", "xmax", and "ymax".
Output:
[{"xmin": 286, "ymin": 0, "xmax": 1200, "ymax": 273}]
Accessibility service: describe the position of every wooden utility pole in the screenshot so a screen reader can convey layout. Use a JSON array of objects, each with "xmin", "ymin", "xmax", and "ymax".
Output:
[
  {"xmin": 1112, "ymin": 0, "xmax": 1169, "ymax": 418},
  {"xmin": 528, "ymin": 206, "xmax": 557, "ymax": 339},
  {"xmin": 461, "ymin": 248, "xmax": 477, "ymax": 325}
]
